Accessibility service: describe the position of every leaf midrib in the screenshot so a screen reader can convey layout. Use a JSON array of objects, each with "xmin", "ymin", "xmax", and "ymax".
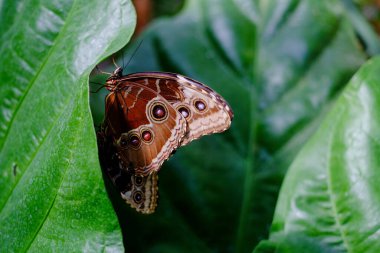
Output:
[
  {"xmin": 23, "ymin": 90, "xmax": 83, "ymax": 251},
  {"xmin": 235, "ymin": 88, "xmax": 257, "ymax": 253},
  {"xmin": 326, "ymin": 104, "xmax": 351, "ymax": 252}
]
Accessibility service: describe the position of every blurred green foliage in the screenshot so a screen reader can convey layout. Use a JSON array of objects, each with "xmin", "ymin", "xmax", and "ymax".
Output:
[{"xmin": 153, "ymin": 0, "xmax": 185, "ymax": 17}]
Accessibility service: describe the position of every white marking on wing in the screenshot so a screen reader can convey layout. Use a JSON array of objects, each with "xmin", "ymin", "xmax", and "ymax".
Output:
[
  {"xmin": 176, "ymin": 74, "xmax": 188, "ymax": 85},
  {"xmin": 155, "ymin": 79, "xmax": 161, "ymax": 93},
  {"xmin": 128, "ymin": 87, "xmax": 144, "ymax": 110}
]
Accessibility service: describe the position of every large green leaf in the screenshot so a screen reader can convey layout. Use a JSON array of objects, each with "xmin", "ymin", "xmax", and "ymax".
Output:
[
  {"xmin": 254, "ymin": 56, "xmax": 380, "ymax": 252},
  {"xmin": 0, "ymin": 0, "xmax": 135, "ymax": 251},
  {"xmin": 89, "ymin": 0, "xmax": 374, "ymax": 252}
]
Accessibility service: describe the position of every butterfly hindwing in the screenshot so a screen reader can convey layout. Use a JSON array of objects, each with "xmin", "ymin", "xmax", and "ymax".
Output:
[
  {"xmin": 97, "ymin": 129, "xmax": 158, "ymax": 214},
  {"xmin": 121, "ymin": 173, "xmax": 158, "ymax": 214}
]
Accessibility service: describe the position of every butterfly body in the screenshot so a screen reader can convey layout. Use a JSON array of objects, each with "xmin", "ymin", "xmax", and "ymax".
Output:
[{"xmin": 98, "ymin": 69, "xmax": 233, "ymax": 213}]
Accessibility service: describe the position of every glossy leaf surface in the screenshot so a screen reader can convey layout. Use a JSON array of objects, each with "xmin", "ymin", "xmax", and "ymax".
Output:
[{"xmin": 0, "ymin": 0, "xmax": 135, "ymax": 251}]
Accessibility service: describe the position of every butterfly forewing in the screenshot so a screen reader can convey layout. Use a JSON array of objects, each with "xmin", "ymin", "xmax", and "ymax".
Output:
[
  {"xmin": 121, "ymin": 72, "xmax": 233, "ymax": 145},
  {"xmin": 104, "ymin": 82, "xmax": 187, "ymax": 176}
]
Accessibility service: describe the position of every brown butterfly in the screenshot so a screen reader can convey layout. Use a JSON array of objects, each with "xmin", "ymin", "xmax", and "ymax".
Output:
[
  {"xmin": 97, "ymin": 67, "xmax": 233, "ymax": 213},
  {"xmin": 102, "ymin": 68, "xmax": 234, "ymax": 175}
]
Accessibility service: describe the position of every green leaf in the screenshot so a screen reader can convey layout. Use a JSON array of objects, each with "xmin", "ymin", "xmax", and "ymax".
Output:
[
  {"xmin": 255, "ymin": 56, "xmax": 380, "ymax": 253},
  {"xmin": 0, "ymin": 0, "xmax": 135, "ymax": 251},
  {"xmin": 89, "ymin": 0, "xmax": 373, "ymax": 252}
]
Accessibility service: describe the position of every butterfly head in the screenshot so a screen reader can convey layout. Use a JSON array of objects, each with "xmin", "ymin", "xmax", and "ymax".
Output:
[{"xmin": 105, "ymin": 67, "xmax": 124, "ymax": 89}]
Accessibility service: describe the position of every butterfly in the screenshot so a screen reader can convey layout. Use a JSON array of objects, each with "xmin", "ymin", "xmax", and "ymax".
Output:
[
  {"xmin": 102, "ymin": 68, "xmax": 234, "ymax": 175},
  {"xmin": 97, "ymin": 67, "xmax": 233, "ymax": 213}
]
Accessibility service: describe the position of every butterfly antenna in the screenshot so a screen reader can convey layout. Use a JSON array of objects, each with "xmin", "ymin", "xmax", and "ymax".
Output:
[
  {"xmin": 90, "ymin": 85, "xmax": 107, "ymax": 93},
  {"xmin": 112, "ymin": 57, "xmax": 120, "ymax": 69},
  {"xmin": 89, "ymin": 81, "xmax": 105, "ymax": 86},
  {"xmin": 124, "ymin": 40, "xmax": 144, "ymax": 69},
  {"xmin": 122, "ymin": 49, "xmax": 125, "ymax": 69},
  {"xmin": 96, "ymin": 65, "xmax": 112, "ymax": 75}
]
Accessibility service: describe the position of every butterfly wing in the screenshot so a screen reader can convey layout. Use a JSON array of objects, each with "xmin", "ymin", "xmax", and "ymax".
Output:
[
  {"xmin": 123, "ymin": 72, "xmax": 233, "ymax": 145},
  {"xmin": 97, "ymin": 71, "xmax": 233, "ymax": 214},
  {"xmin": 103, "ymin": 82, "xmax": 187, "ymax": 175},
  {"xmin": 97, "ymin": 130, "xmax": 158, "ymax": 214},
  {"xmin": 121, "ymin": 173, "xmax": 158, "ymax": 214}
]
